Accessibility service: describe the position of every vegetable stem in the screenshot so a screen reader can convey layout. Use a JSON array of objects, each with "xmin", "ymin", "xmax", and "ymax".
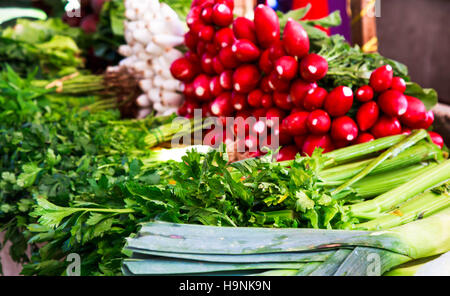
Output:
[
  {"xmin": 349, "ymin": 159, "xmax": 450, "ymax": 218},
  {"xmin": 331, "ymin": 130, "xmax": 428, "ymax": 195}
]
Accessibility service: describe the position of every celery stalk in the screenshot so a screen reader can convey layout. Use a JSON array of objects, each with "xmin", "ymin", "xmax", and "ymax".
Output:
[
  {"xmin": 332, "ymin": 130, "xmax": 428, "ymax": 195},
  {"xmin": 350, "ymin": 163, "xmax": 436, "ymax": 198},
  {"xmin": 348, "ymin": 160, "xmax": 450, "ymax": 219},
  {"xmin": 354, "ymin": 190, "xmax": 450, "ymax": 230},
  {"xmin": 319, "ymin": 142, "xmax": 440, "ymax": 182}
]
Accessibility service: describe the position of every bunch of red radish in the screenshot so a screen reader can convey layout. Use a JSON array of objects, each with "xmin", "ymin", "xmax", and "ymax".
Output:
[
  {"xmin": 171, "ymin": 2, "xmax": 443, "ymax": 161},
  {"xmin": 62, "ymin": 0, "xmax": 109, "ymax": 33}
]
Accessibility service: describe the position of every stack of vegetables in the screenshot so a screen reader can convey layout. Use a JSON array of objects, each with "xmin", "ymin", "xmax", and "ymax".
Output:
[{"xmin": 169, "ymin": 2, "xmax": 443, "ymax": 159}]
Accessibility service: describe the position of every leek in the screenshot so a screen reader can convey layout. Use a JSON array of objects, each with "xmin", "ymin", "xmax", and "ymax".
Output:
[{"xmin": 122, "ymin": 208, "xmax": 450, "ymax": 276}]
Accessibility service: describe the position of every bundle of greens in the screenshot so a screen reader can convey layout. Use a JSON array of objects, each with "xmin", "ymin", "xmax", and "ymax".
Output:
[
  {"xmin": 0, "ymin": 18, "xmax": 85, "ymax": 78},
  {"xmin": 0, "ymin": 66, "xmax": 175, "ymax": 274}
]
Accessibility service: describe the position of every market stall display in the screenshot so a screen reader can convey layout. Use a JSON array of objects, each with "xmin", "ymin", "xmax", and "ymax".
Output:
[{"xmin": 0, "ymin": 0, "xmax": 448, "ymax": 277}]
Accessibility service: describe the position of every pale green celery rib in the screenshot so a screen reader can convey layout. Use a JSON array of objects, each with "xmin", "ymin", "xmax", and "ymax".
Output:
[
  {"xmin": 349, "ymin": 159, "xmax": 450, "ymax": 218},
  {"xmin": 319, "ymin": 142, "xmax": 440, "ymax": 182},
  {"xmin": 332, "ymin": 130, "xmax": 428, "ymax": 196},
  {"xmin": 351, "ymin": 163, "xmax": 436, "ymax": 198},
  {"xmin": 354, "ymin": 190, "xmax": 450, "ymax": 230}
]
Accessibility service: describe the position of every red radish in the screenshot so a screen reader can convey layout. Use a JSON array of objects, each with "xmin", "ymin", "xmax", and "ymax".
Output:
[
  {"xmin": 282, "ymin": 111, "xmax": 309, "ymax": 136},
  {"xmin": 276, "ymin": 146, "xmax": 299, "ymax": 162},
  {"xmin": 231, "ymin": 92, "xmax": 248, "ymax": 111},
  {"xmin": 219, "ymin": 46, "xmax": 239, "ymax": 69},
  {"xmin": 291, "ymin": 107, "xmax": 306, "ymax": 114},
  {"xmin": 233, "ymin": 110, "xmax": 252, "ymax": 134},
  {"xmin": 354, "ymin": 133, "xmax": 375, "ymax": 144},
  {"xmin": 259, "ymin": 49, "xmax": 274, "ymax": 74},
  {"xmin": 307, "ymin": 110, "xmax": 331, "ymax": 134},
  {"xmin": 273, "ymin": 92, "xmax": 294, "ymax": 110},
  {"xmin": 391, "ymin": 77, "xmax": 407, "ymax": 93},
  {"xmin": 252, "ymin": 119, "xmax": 268, "ymax": 136},
  {"xmin": 184, "ymin": 32, "xmax": 199, "ymax": 51},
  {"xmin": 294, "ymin": 135, "xmax": 307, "ymax": 150},
  {"xmin": 268, "ymin": 71, "xmax": 290, "ymax": 92},
  {"xmin": 378, "ymin": 90, "xmax": 408, "ymax": 117},
  {"xmin": 210, "ymin": 92, "xmax": 234, "ymax": 116},
  {"xmin": 201, "ymin": 6, "xmax": 213, "ymax": 23},
  {"xmin": 170, "ymin": 57, "xmax": 198, "ymax": 82},
  {"xmin": 420, "ymin": 111, "xmax": 435, "ymax": 129},
  {"xmin": 212, "ymin": 56, "xmax": 225, "ymax": 74},
  {"xmin": 371, "ymin": 116, "xmax": 402, "ymax": 138},
  {"xmin": 231, "ymin": 39, "xmax": 260, "ymax": 62},
  {"xmin": 334, "ymin": 140, "xmax": 349, "ymax": 149},
  {"xmin": 201, "ymin": 102, "xmax": 212, "ymax": 117},
  {"xmin": 400, "ymin": 96, "xmax": 427, "ymax": 128},
  {"xmin": 268, "ymin": 41, "xmax": 287, "ymax": 62},
  {"xmin": 233, "ymin": 64, "xmax": 260, "ymax": 94},
  {"xmin": 214, "ymin": 28, "xmax": 235, "ymax": 49},
  {"xmin": 261, "ymin": 93, "xmax": 273, "ymax": 108},
  {"xmin": 205, "ymin": 43, "xmax": 218, "ymax": 57},
  {"xmin": 303, "ymin": 87, "xmax": 327, "ymax": 111},
  {"xmin": 355, "ymin": 85, "xmax": 374, "ymax": 102},
  {"xmin": 282, "ymin": 18, "xmax": 310, "ymax": 58},
  {"xmin": 302, "ymin": 134, "xmax": 334, "ymax": 156},
  {"xmin": 215, "ymin": 0, "xmax": 234, "ymax": 10},
  {"xmin": 245, "ymin": 134, "xmax": 259, "ymax": 152},
  {"xmin": 428, "ymin": 131, "xmax": 444, "ymax": 149},
  {"xmin": 182, "ymin": 82, "xmax": 195, "ymax": 98},
  {"xmin": 219, "ymin": 70, "xmax": 233, "ymax": 89},
  {"xmin": 290, "ymin": 79, "xmax": 317, "ymax": 107},
  {"xmin": 299, "ymin": 53, "xmax": 328, "ymax": 82},
  {"xmin": 370, "ymin": 65, "xmax": 394, "ymax": 92},
  {"xmin": 182, "ymin": 99, "xmax": 200, "ymax": 116},
  {"xmin": 200, "ymin": 53, "xmax": 215, "ymax": 74},
  {"xmin": 252, "ymin": 108, "xmax": 267, "ymax": 120},
  {"xmin": 272, "ymin": 123, "xmax": 293, "ymax": 145},
  {"xmin": 232, "ymin": 17, "xmax": 258, "ymax": 45},
  {"xmin": 266, "ymin": 108, "xmax": 286, "ymax": 128},
  {"xmin": 209, "ymin": 76, "xmax": 224, "ymax": 97},
  {"xmin": 187, "ymin": 6, "xmax": 202, "ymax": 29},
  {"xmin": 331, "ymin": 116, "xmax": 359, "ymax": 142},
  {"xmin": 198, "ymin": 25, "xmax": 214, "ymax": 41},
  {"xmin": 196, "ymin": 40, "xmax": 207, "ymax": 55},
  {"xmin": 254, "ymin": 5, "xmax": 280, "ymax": 49},
  {"xmin": 193, "ymin": 74, "xmax": 212, "ymax": 101},
  {"xmin": 212, "ymin": 3, "xmax": 233, "ymax": 27},
  {"xmin": 275, "ymin": 56, "xmax": 298, "ymax": 81},
  {"xmin": 260, "ymin": 76, "xmax": 272, "ymax": 93},
  {"xmin": 356, "ymin": 101, "xmax": 380, "ymax": 131},
  {"xmin": 324, "ymin": 86, "xmax": 354, "ymax": 117},
  {"xmin": 185, "ymin": 51, "xmax": 200, "ymax": 64},
  {"xmin": 80, "ymin": 14, "xmax": 99, "ymax": 34},
  {"xmin": 247, "ymin": 89, "xmax": 264, "ymax": 108},
  {"xmin": 402, "ymin": 128, "xmax": 412, "ymax": 135}
]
